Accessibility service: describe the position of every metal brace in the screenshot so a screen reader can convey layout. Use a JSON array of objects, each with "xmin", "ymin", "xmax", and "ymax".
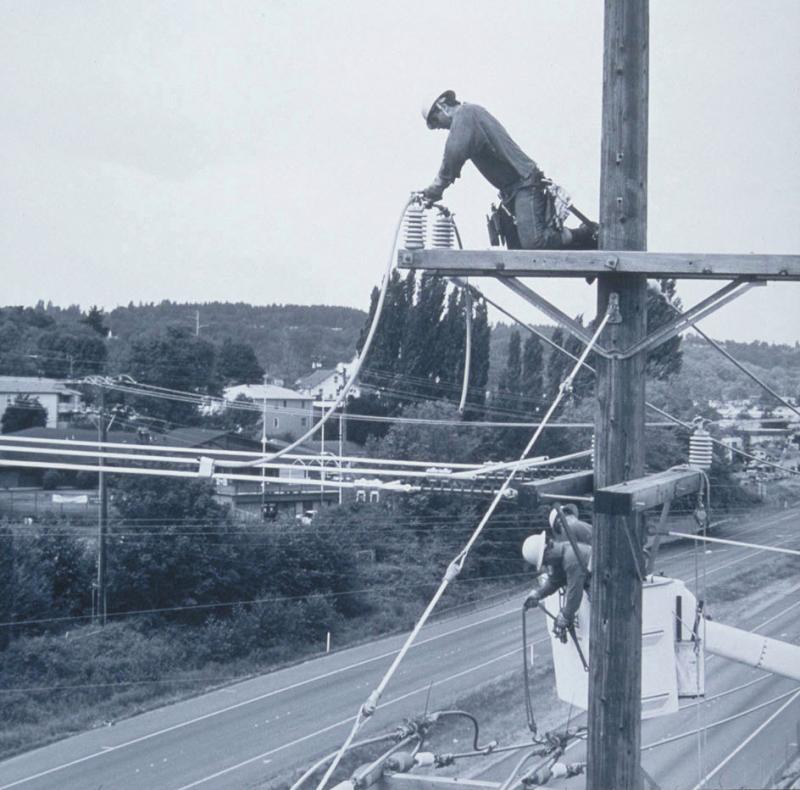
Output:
[{"xmin": 607, "ymin": 292, "xmax": 622, "ymax": 324}]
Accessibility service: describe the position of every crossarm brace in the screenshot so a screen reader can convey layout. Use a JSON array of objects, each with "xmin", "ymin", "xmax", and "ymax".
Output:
[
  {"xmin": 498, "ymin": 277, "xmax": 612, "ymax": 358},
  {"xmin": 617, "ymin": 278, "xmax": 765, "ymax": 359}
]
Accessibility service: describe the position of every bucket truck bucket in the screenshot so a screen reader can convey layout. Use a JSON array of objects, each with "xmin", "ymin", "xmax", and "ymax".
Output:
[{"xmin": 543, "ymin": 576, "xmax": 706, "ymax": 719}]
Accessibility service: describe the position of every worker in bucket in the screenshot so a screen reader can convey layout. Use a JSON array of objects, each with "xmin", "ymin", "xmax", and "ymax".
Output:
[
  {"xmin": 522, "ymin": 531, "xmax": 591, "ymax": 643},
  {"xmin": 549, "ymin": 503, "xmax": 593, "ymax": 546},
  {"xmin": 418, "ymin": 90, "xmax": 598, "ymax": 250}
]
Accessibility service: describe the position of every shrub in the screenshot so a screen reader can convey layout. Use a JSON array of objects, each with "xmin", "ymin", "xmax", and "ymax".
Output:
[{"xmin": 42, "ymin": 470, "xmax": 62, "ymax": 491}]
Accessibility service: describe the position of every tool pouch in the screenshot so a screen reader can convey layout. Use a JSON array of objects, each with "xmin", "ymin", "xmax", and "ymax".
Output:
[{"xmin": 486, "ymin": 203, "xmax": 521, "ymax": 249}]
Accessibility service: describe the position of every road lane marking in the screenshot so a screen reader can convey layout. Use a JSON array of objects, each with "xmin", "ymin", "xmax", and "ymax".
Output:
[
  {"xmin": 689, "ymin": 688, "xmax": 800, "ymax": 790},
  {"xmin": 172, "ymin": 639, "xmax": 544, "ymax": 789},
  {"xmin": 0, "ymin": 606, "xmax": 519, "ymax": 789}
]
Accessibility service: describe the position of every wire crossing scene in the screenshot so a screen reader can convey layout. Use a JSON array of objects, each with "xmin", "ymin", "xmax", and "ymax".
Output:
[{"xmin": 0, "ymin": 3, "xmax": 799, "ymax": 790}]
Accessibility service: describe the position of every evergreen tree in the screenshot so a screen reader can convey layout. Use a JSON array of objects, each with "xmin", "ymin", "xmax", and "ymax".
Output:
[
  {"xmin": 545, "ymin": 326, "xmax": 568, "ymax": 404},
  {"xmin": 467, "ymin": 296, "xmax": 490, "ymax": 413},
  {"xmin": 497, "ymin": 330, "xmax": 522, "ymax": 417},
  {"xmin": 81, "ymin": 306, "xmax": 108, "ymax": 337},
  {"xmin": 646, "ymin": 282, "xmax": 684, "ymax": 380},
  {"xmin": 402, "ymin": 273, "xmax": 446, "ymax": 398},
  {"xmin": 521, "ymin": 334, "xmax": 545, "ymax": 417}
]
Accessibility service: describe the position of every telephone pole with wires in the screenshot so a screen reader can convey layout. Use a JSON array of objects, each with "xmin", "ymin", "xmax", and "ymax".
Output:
[{"xmin": 95, "ymin": 381, "xmax": 108, "ymax": 625}]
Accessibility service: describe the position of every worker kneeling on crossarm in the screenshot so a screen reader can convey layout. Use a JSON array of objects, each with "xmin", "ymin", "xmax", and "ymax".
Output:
[{"xmin": 522, "ymin": 531, "xmax": 591, "ymax": 643}]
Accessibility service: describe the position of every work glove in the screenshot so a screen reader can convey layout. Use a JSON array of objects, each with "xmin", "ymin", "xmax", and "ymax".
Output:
[
  {"xmin": 553, "ymin": 613, "xmax": 570, "ymax": 643},
  {"xmin": 523, "ymin": 591, "xmax": 540, "ymax": 610},
  {"xmin": 421, "ymin": 183, "xmax": 444, "ymax": 203}
]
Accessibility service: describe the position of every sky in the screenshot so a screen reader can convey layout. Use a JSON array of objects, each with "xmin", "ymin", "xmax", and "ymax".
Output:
[{"xmin": 1, "ymin": 1, "xmax": 798, "ymax": 344}]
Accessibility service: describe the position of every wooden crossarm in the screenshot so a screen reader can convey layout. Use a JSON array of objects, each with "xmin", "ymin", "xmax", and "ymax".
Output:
[
  {"xmin": 593, "ymin": 468, "xmax": 703, "ymax": 515},
  {"xmin": 398, "ymin": 249, "xmax": 800, "ymax": 281}
]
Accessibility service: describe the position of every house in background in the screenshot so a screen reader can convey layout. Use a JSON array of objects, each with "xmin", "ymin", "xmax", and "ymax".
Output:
[
  {"xmin": 223, "ymin": 383, "xmax": 313, "ymax": 441},
  {"xmin": 0, "ymin": 376, "xmax": 82, "ymax": 428},
  {"xmin": 295, "ymin": 359, "xmax": 360, "ymax": 402}
]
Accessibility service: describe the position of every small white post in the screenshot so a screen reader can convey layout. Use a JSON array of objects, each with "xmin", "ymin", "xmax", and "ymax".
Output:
[
  {"xmin": 326, "ymin": 631, "xmax": 331, "ymax": 653},
  {"xmin": 529, "ymin": 642, "xmax": 534, "ymax": 668}
]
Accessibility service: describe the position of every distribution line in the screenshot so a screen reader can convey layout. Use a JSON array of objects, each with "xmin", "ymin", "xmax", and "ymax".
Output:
[
  {"xmin": 315, "ymin": 300, "xmax": 613, "ymax": 790},
  {"xmin": 668, "ymin": 531, "xmax": 800, "ymax": 557},
  {"xmin": 461, "ymin": 277, "xmax": 800, "ymax": 478}
]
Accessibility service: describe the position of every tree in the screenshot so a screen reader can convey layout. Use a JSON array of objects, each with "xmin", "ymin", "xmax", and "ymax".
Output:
[
  {"xmin": 1, "ymin": 395, "xmax": 47, "ymax": 434},
  {"xmin": 401, "ymin": 274, "xmax": 447, "ymax": 398},
  {"xmin": 124, "ymin": 326, "xmax": 217, "ymax": 425},
  {"xmin": 11, "ymin": 525, "xmax": 93, "ymax": 630},
  {"xmin": 81, "ymin": 306, "xmax": 108, "ymax": 337},
  {"xmin": 646, "ymin": 281, "xmax": 684, "ymax": 380},
  {"xmin": 466, "ymin": 296, "xmax": 490, "ymax": 414},
  {"xmin": 0, "ymin": 525, "xmax": 12, "ymax": 649},
  {"xmin": 496, "ymin": 330, "xmax": 522, "ymax": 417},
  {"xmin": 365, "ymin": 400, "xmax": 481, "ymax": 465},
  {"xmin": 217, "ymin": 338, "xmax": 264, "ymax": 384},
  {"xmin": 36, "ymin": 327, "xmax": 107, "ymax": 378},
  {"xmin": 357, "ymin": 271, "xmax": 411, "ymax": 392},
  {"xmin": 521, "ymin": 334, "xmax": 545, "ymax": 417},
  {"xmin": 111, "ymin": 475, "xmax": 228, "ymax": 524}
]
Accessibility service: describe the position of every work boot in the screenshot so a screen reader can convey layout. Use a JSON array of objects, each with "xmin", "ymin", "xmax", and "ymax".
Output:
[{"xmin": 567, "ymin": 221, "xmax": 599, "ymax": 250}]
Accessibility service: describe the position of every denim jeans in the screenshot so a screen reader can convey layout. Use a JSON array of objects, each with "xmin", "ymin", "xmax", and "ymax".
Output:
[{"xmin": 511, "ymin": 183, "xmax": 563, "ymax": 249}]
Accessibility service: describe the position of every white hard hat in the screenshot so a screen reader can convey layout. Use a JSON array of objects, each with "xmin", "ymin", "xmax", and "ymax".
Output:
[
  {"xmin": 522, "ymin": 532, "xmax": 547, "ymax": 570},
  {"xmin": 420, "ymin": 89, "xmax": 456, "ymax": 128}
]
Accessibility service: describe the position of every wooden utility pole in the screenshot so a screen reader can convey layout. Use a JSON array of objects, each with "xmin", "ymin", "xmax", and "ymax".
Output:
[
  {"xmin": 588, "ymin": 2, "xmax": 649, "ymax": 790},
  {"xmin": 96, "ymin": 383, "xmax": 108, "ymax": 625}
]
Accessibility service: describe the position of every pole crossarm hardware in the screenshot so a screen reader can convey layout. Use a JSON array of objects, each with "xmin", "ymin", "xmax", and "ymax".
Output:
[
  {"xmin": 520, "ymin": 470, "xmax": 594, "ymax": 506},
  {"xmin": 593, "ymin": 466, "xmax": 704, "ymax": 516},
  {"xmin": 498, "ymin": 277, "xmax": 612, "ymax": 356},
  {"xmin": 621, "ymin": 278, "xmax": 764, "ymax": 358},
  {"xmin": 398, "ymin": 248, "xmax": 800, "ymax": 281}
]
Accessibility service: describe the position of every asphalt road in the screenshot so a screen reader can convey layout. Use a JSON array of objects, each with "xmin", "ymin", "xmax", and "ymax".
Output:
[{"xmin": 1, "ymin": 507, "xmax": 797, "ymax": 790}]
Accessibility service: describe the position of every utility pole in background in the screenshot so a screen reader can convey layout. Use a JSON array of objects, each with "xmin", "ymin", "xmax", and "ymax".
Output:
[
  {"xmin": 96, "ymin": 382, "xmax": 108, "ymax": 625},
  {"xmin": 588, "ymin": 2, "xmax": 649, "ymax": 789},
  {"xmin": 261, "ymin": 373, "xmax": 268, "ymax": 518}
]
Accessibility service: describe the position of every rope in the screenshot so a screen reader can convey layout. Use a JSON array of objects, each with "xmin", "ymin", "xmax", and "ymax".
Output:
[{"xmin": 315, "ymin": 304, "xmax": 612, "ymax": 789}]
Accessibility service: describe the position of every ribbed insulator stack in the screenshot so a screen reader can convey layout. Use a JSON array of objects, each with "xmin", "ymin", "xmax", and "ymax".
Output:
[
  {"xmin": 403, "ymin": 205, "xmax": 426, "ymax": 249},
  {"xmin": 689, "ymin": 427, "xmax": 713, "ymax": 469},
  {"xmin": 431, "ymin": 213, "xmax": 454, "ymax": 248},
  {"xmin": 590, "ymin": 434, "xmax": 595, "ymax": 466}
]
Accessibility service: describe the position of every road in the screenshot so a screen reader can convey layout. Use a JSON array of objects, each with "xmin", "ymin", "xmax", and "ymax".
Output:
[{"xmin": 0, "ymin": 507, "xmax": 797, "ymax": 790}]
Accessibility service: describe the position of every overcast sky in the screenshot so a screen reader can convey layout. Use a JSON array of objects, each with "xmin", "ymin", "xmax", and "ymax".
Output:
[{"xmin": 1, "ymin": 1, "xmax": 798, "ymax": 343}]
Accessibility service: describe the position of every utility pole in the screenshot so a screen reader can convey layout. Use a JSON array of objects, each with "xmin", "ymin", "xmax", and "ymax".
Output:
[
  {"xmin": 588, "ymin": 3, "xmax": 649, "ymax": 790},
  {"xmin": 96, "ymin": 383, "xmax": 108, "ymax": 625},
  {"xmin": 261, "ymin": 373, "xmax": 268, "ymax": 519}
]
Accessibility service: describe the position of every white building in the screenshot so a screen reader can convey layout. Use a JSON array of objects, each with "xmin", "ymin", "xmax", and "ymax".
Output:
[
  {"xmin": 0, "ymin": 376, "xmax": 82, "ymax": 429},
  {"xmin": 224, "ymin": 383, "xmax": 313, "ymax": 440},
  {"xmin": 295, "ymin": 359, "xmax": 360, "ymax": 401}
]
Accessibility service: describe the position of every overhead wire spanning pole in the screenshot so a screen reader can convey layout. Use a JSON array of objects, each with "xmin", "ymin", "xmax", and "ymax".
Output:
[
  {"xmin": 587, "ymin": 3, "xmax": 650, "ymax": 790},
  {"xmin": 315, "ymin": 306, "xmax": 614, "ymax": 790}
]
